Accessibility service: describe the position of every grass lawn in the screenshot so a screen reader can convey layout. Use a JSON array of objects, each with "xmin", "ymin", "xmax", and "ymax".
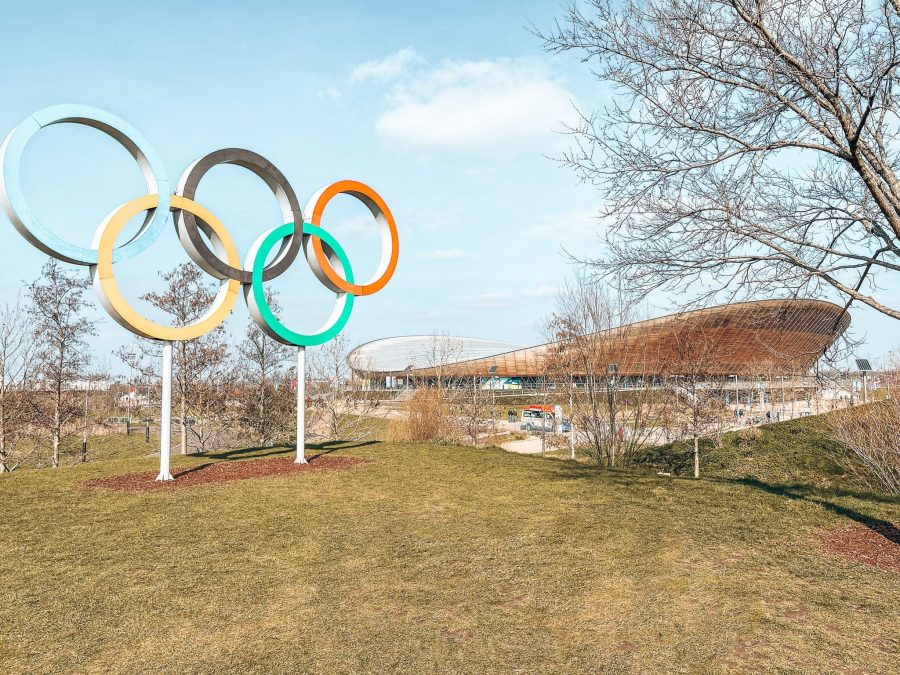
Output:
[
  {"xmin": 1, "ymin": 435, "xmax": 898, "ymax": 672},
  {"xmin": 634, "ymin": 414, "xmax": 859, "ymax": 487}
]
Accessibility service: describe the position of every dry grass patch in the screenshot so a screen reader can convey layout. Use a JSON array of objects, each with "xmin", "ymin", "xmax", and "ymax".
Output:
[{"xmin": 0, "ymin": 437, "xmax": 897, "ymax": 672}]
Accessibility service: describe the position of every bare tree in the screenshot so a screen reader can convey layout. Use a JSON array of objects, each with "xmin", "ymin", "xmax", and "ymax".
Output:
[
  {"xmin": 668, "ymin": 328, "xmax": 731, "ymax": 478},
  {"xmin": 141, "ymin": 264, "xmax": 231, "ymax": 455},
  {"xmin": 453, "ymin": 368, "xmax": 490, "ymax": 446},
  {"xmin": 27, "ymin": 260, "xmax": 96, "ymax": 468},
  {"xmin": 185, "ymin": 370, "xmax": 236, "ymax": 454},
  {"xmin": 540, "ymin": 0, "xmax": 900, "ymax": 320},
  {"xmin": 545, "ymin": 275, "xmax": 656, "ymax": 466},
  {"xmin": 236, "ymin": 291, "xmax": 293, "ymax": 447},
  {"xmin": 422, "ymin": 332, "xmax": 465, "ymax": 393},
  {"xmin": 307, "ymin": 333, "xmax": 384, "ymax": 442},
  {"xmin": 425, "ymin": 334, "xmax": 500, "ymax": 445},
  {"xmin": 0, "ymin": 297, "xmax": 38, "ymax": 472}
]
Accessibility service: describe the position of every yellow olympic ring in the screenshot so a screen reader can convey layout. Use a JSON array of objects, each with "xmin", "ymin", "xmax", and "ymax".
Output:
[{"xmin": 91, "ymin": 194, "xmax": 241, "ymax": 341}]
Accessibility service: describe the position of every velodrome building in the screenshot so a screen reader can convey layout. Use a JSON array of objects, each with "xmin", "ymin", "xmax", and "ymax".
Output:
[{"xmin": 348, "ymin": 300, "xmax": 850, "ymax": 387}]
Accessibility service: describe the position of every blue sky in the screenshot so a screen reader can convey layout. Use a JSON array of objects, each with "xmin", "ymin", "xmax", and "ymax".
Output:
[{"xmin": 0, "ymin": 0, "xmax": 895, "ymax": 370}]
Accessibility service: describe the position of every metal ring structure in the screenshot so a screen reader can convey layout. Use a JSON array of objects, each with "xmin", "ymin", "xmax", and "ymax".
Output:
[
  {"xmin": 304, "ymin": 180, "xmax": 398, "ymax": 296},
  {"xmin": 91, "ymin": 194, "xmax": 240, "ymax": 341},
  {"xmin": 245, "ymin": 222, "xmax": 355, "ymax": 346},
  {"xmin": 175, "ymin": 148, "xmax": 303, "ymax": 284},
  {"xmin": 1, "ymin": 104, "xmax": 398, "ymax": 346},
  {"xmin": 0, "ymin": 104, "xmax": 170, "ymax": 265}
]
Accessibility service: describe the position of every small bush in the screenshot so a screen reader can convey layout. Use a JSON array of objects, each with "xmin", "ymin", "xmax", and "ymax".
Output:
[
  {"xmin": 634, "ymin": 439, "xmax": 695, "ymax": 475},
  {"xmin": 387, "ymin": 390, "xmax": 458, "ymax": 443},
  {"xmin": 829, "ymin": 399, "xmax": 900, "ymax": 495}
]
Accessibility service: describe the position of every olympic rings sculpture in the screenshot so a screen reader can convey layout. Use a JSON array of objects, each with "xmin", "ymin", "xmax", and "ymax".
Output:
[{"xmin": 0, "ymin": 104, "xmax": 398, "ymax": 347}]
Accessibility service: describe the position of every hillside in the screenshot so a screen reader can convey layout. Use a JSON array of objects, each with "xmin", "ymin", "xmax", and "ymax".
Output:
[
  {"xmin": 636, "ymin": 413, "xmax": 865, "ymax": 488},
  {"xmin": 0, "ymin": 435, "xmax": 897, "ymax": 672}
]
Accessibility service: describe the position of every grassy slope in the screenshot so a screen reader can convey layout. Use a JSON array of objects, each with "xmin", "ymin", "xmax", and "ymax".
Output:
[
  {"xmin": 0, "ymin": 437, "xmax": 898, "ymax": 673},
  {"xmin": 636, "ymin": 414, "xmax": 860, "ymax": 488}
]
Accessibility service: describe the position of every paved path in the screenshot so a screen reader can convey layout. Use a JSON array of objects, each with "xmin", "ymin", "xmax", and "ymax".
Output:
[{"xmin": 501, "ymin": 437, "xmax": 549, "ymax": 454}]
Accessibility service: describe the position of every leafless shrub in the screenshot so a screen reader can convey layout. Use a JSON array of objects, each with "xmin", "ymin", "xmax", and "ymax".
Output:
[
  {"xmin": 235, "ymin": 291, "xmax": 294, "ymax": 447},
  {"xmin": 829, "ymin": 399, "xmax": 900, "ymax": 494},
  {"xmin": 544, "ymin": 274, "xmax": 657, "ymax": 467},
  {"xmin": 0, "ymin": 297, "xmax": 39, "ymax": 472},
  {"xmin": 387, "ymin": 389, "xmax": 458, "ymax": 443},
  {"xmin": 307, "ymin": 334, "xmax": 386, "ymax": 443}
]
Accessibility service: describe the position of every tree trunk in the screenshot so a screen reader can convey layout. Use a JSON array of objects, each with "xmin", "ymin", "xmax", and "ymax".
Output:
[
  {"xmin": 569, "ymin": 383, "xmax": 576, "ymax": 461},
  {"xmin": 258, "ymin": 375, "xmax": 266, "ymax": 446},
  {"xmin": 52, "ymin": 352, "xmax": 63, "ymax": 468},
  {"xmin": 52, "ymin": 412, "xmax": 60, "ymax": 468},
  {"xmin": 0, "ymin": 400, "xmax": 7, "ymax": 473},
  {"xmin": 608, "ymin": 384, "xmax": 617, "ymax": 467},
  {"xmin": 180, "ymin": 395, "xmax": 187, "ymax": 455},
  {"xmin": 693, "ymin": 435, "xmax": 700, "ymax": 479},
  {"xmin": 585, "ymin": 368, "xmax": 604, "ymax": 464}
]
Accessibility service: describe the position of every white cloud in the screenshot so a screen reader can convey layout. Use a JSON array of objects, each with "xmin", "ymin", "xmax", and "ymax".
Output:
[
  {"xmin": 318, "ymin": 87, "xmax": 342, "ymax": 102},
  {"xmin": 460, "ymin": 284, "xmax": 559, "ymax": 309},
  {"xmin": 351, "ymin": 48, "xmax": 421, "ymax": 83},
  {"xmin": 418, "ymin": 248, "xmax": 477, "ymax": 261},
  {"xmin": 375, "ymin": 58, "xmax": 577, "ymax": 152}
]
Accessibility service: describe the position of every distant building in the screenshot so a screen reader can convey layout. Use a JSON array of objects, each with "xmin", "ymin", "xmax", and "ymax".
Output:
[
  {"xmin": 68, "ymin": 379, "xmax": 112, "ymax": 391},
  {"xmin": 349, "ymin": 299, "xmax": 850, "ymax": 385}
]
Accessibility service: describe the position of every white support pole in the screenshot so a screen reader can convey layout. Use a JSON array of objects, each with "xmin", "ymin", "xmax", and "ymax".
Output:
[
  {"xmin": 156, "ymin": 340, "xmax": 174, "ymax": 481},
  {"xmin": 296, "ymin": 346, "xmax": 308, "ymax": 464}
]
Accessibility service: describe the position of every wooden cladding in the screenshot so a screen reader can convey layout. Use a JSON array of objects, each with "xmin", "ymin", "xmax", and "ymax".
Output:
[{"xmin": 399, "ymin": 300, "xmax": 850, "ymax": 379}]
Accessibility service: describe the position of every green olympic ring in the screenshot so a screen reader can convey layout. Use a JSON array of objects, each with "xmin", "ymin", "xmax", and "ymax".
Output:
[{"xmin": 248, "ymin": 222, "xmax": 355, "ymax": 346}]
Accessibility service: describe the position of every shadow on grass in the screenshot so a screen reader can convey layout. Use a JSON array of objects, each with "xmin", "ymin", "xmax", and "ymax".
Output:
[
  {"xmin": 546, "ymin": 460, "xmax": 658, "ymax": 485},
  {"xmin": 315, "ymin": 439, "xmax": 380, "ymax": 451},
  {"xmin": 171, "ymin": 441, "xmax": 379, "ymax": 479},
  {"xmin": 734, "ymin": 478, "xmax": 900, "ymax": 545},
  {"xmin": 727, "ymin": 478, "xmax": 900, "ymax": 505},
  {"xmin": 198, "ymin": 445, "xmax": 291, "ymax": 461},
  {"xmin": 173, "ymin": 462, "xmax": 215, "ymax": 478},
  {"xmin": 544, "ymin": 460, "xmax": 899, "ymax": 546},
  {"xmin": 197, "ymin": 439, "xmax": 379, "ymax": 462},
  {"xmin": 307, "ymin": 440, "xmax": 379, "ymax": 461}
]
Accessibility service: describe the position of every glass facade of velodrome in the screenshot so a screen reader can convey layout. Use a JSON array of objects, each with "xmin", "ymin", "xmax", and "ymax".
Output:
[{"xmin": 348, "ymin": 300, "xmax": 850, "ymax": 380}]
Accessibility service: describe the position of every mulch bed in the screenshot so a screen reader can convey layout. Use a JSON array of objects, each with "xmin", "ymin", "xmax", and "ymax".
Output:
[
  {"xmin": 821, "ymin": 522, "xmax": 900, "ymax": 574},
  {"xmin": 82, "ymin": 455, "xmax": 366, "ymax": 492}
]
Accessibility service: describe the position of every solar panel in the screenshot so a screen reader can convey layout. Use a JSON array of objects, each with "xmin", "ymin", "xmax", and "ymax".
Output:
[{"xmin": 855, "ymin": 358, "xmax": 873, "ymax": 372}]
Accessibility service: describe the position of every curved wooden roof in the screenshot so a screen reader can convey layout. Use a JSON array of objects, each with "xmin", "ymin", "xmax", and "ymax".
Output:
[{"xmin": 356, "ymin": 300, "xmax": 849, "ymax": 378}]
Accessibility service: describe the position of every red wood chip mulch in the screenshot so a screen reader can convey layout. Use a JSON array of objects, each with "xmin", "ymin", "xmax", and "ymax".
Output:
[
  {"xmin": 82, "ymin": 455, "xmax": 366, "ymax": 492},
  {"xmin": 821, "ymin": 522, "xmax": 900, "ymax": 574}
]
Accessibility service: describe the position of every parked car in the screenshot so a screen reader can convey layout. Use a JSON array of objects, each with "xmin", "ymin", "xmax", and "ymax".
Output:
[{"xmin": 521, "ymin": 415, "xmax": 553, "ymax": 433}]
